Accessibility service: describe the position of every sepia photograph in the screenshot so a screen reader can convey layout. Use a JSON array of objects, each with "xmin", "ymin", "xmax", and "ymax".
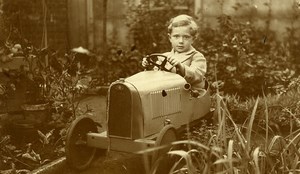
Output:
[{"xmin": 0, "ymin": 0, "xmax": 300, "ymax": 173}]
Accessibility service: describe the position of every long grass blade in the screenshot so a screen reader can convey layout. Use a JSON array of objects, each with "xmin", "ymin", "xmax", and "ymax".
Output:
[
  {"xmin": 283, "ymin": 132, "xmax": 300, "ymax": 155},
  {"xmin": 226, "ymin": 113, "xmax": 246, "ymax": 150},
  {"xmin": 267, "ymin": 135, "xmax": 285, "ymax": 154},
  {"xmin": 291, "ymin": 154, "xmax": 300, "ymax": 173},
  {"xmin": 214, "ymin": 158, "xmax": 239, "ymax": 165},
  {"xmin": 246, "ymin": 97, "xmax": 259, "ymax": 152},
  {"xmin": 263, "ymin": 91, "xmax": 269, "ymax": 152},
  {"xmin": 252, "ymin": 147, "xmax": 260, "ymax": 174},
  {"xmin": 227, "ymin": 140, "xmax": 234, "ymax": 174}
]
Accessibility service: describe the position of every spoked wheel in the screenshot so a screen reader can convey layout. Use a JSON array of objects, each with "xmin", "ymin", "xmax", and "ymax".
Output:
[
  {"xmin": 150, "ymin": 125, "xmax": 178, "ymax": 174},
  {"xmin": 65, "ymin": 116, "xmax": 98, "ymax": 170}
]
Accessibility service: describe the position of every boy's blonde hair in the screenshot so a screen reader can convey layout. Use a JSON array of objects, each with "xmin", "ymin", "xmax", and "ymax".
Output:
[{"xmin": 167, "ymin": 14, "xmax": 199, "ymax": 38}]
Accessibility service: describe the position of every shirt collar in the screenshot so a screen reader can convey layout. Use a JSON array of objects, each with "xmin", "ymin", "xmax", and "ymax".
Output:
[{"xmin": 171, "ymin": 46, "xmax": 196, "ymax": 56}]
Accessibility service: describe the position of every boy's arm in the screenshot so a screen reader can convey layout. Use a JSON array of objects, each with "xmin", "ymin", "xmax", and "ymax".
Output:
[{"xmin": 182, "ymin": 52, "xmax": 207, "ymax": 84}]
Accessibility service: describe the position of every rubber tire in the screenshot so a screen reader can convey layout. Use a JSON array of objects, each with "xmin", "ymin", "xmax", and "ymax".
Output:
[
  {"xmin": 65, "ymin": 116, "xmax": 98, "ymax": 170},
  {"xmin": 151, "ymin": 125, "xmax": 178, "ymax": 174}
]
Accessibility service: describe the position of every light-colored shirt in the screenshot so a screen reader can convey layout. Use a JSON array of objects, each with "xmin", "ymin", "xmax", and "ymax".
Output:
[{"xmin": 163, "ymin": 47, "xmax": 207, "ymax": 90}]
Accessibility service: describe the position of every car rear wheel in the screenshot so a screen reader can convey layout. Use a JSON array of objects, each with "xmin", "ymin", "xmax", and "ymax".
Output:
[{"xmin": 65, "ymin": 116, "xmax": 98, "ymax": 170}]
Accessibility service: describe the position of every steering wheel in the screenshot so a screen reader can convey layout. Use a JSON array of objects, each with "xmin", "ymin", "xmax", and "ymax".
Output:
[{"xmin": 145, "ymin": 54, "xmax": 171, "ymax": 72}]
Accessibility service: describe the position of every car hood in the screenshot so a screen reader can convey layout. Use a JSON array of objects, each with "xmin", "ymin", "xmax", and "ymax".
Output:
[{"xmin": 125, "ymin": 71, "xmax": 186, "ymax": 94}]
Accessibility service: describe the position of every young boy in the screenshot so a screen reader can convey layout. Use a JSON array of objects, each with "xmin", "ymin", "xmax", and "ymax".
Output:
[{"xmin": 142, "ymin": 14, "xmax": 207, "ymax": 95}]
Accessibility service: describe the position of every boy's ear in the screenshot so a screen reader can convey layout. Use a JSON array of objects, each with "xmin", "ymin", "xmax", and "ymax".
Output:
[
  {"xmin": 192, "ymin": 36, "xmax": 196, "ymax": 42},
  {"xmin": 168, "ymin": 33, "xmax": 171, "ymax": 40},
  {"xmin": 193, "ymin": 34, "xmax": 198, "ymax": 41}
]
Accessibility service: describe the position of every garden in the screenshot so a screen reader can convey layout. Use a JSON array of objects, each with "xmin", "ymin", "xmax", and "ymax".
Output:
[{"xmin": 1, "ymin": 0, "xmax": 300, "ymax": 173}]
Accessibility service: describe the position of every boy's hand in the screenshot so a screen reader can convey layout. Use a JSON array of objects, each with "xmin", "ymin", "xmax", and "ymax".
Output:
[
  {"xmin": 168, "ymin": 57, "xmax": 184, "ymax": 75},
  {"xmin": 167, "ymin": 57, "xmax": 180, "ymax": 67},
  {"xmin": 142, "ymin": 57, "xmax": 149, "ymax": 67}
]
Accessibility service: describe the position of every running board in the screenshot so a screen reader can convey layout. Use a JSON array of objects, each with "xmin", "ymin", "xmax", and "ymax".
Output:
[{"xmin": 86, "ymin": 132, "xmax": 155, "ymax": 153}]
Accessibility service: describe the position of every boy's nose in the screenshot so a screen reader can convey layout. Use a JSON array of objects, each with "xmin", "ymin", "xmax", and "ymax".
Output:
[{"xmin": 179, "ymin": 37, "xmax": 184, "ymax": 43}]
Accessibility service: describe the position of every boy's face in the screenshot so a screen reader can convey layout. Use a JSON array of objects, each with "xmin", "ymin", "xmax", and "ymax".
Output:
[{"xmin": 168, "ymin": 26, "xmax": 194, "ymax": 53}]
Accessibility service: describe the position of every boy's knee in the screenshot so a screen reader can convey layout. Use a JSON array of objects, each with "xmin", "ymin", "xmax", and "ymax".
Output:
[{"xmin": 190, "ymin": 89, "xmax": 206, "ymax": 98}]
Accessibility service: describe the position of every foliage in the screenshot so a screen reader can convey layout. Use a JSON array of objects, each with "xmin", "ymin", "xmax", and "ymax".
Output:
[
  {"xmin": 222, "ymin": 76, "xmax": 300, "ymax": 134},
  {"xmin": 0, "ymin": 130, "xmax": 65, "ymax": 173},
  {"xmin": 96, "ymin": 44, "xmax": 144, "ymax": 85},
  {"xmin": 125, "ymin": 1, "xmax": 300, "ymax": 99},
  {"xmin": 1, "ymin": 39, "xmax": 93, "ymax": 109},
  {"xmin": 0, "ymin": 94, "xmax": 95, "ymax": 172},
  {"xmin": 0, "ymin": 0, "xmax": 44, "ymax": 47},
  {"xmin": 1, "ymin": 41, "xmax": 53, "ymax": 105},
  {"xmin": 0, "ymin": 84, "xmax": 8, "ymax": 111},
  {"xmin": 195, "ymin": 14, "xmax": 297, "ymax": 99},
  {"xmin": 124, "ymin": 0, "xmax": 193, "ymax": 54},
  {"xmin": 148, "ymin": 90, "xmax": 300, "ymax": 173},
  {"xmin": 46, "ymin": 60, "xmax": 91, "ymax": 118},
  {"xmin": 0, "ymin": 40, "xmax": 95, "ymax": 172}
]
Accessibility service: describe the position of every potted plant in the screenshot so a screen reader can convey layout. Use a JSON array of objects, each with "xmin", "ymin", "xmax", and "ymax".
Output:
[
  {"xmin": 0, "ymin": 83, "xmax": 7, "ymax": 112},
  {"xmin": 11, "ymin": 45, "xmax": 51, "ymax": 126},
  {"xmin": 0, "ymin": 42, "xmax": 95, "ymax": 172},
  {"xmin": 0, "ymin": 83, "xmax": 8, "ymax": 136}
]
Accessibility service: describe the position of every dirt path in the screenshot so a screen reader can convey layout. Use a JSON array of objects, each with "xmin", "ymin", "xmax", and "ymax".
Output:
[
  {"xmin": 77, "ymin": 95, "xmax": 107, "ymax": 130},
  {"xmin": 62, "ymin": 152, "xmax": 146, "ymax": 174}
]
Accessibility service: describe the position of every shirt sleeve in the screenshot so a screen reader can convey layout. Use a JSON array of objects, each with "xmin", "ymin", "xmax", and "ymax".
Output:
[{"xmin": 183, "ymin": 52, "xmax": 207, "ymax": 85}]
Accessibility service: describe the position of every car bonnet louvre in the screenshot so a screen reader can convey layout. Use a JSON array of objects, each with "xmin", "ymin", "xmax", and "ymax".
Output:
[{"xmin": 150, "ymin": 87, "xmax": 181, "ymax": 119}]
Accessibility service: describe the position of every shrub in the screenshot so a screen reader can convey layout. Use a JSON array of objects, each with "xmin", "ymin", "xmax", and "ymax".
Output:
[
  {"xmin": 125, "ymin": 1, "xmax": 299, "ymax": 99},
  {"xmin": 195, "ymin": 15, "xmax": 297, "ymax": 99},
  {"xmin": 96, "ymin": 44, "xmax": 144, "ymax": 85},
  {"xmin": 124, "ymin": 0, "xmax": 194, "ymax": 54},
  {"xmin": 148, "ymin": 91, "xmax": 300, "ymax": 173}
]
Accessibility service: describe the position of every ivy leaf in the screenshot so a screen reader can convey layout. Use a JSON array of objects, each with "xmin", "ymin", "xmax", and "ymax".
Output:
[
  {"xmin": 243, "ymin": 72, "xmax": 254, "ymax": 78},
  {"xmin": 21, "ymin": 149, "xmax": 41, "ymax": 163},
  {"xmin": 223, "ymin": 53, "xmax": 233, "ymax": 58},
  {"xmin": 37, "ymin": 129, "xmax": 54, "ymax": 145},
  {"xmin": 226, "ymin": 66, "xmax": 237, "ymax": 72}
]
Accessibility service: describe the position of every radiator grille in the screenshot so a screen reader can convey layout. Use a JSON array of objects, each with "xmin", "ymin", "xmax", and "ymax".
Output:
[{"xmin": 108, "ymin": 84, "xmax": 131, "ymax": 138}]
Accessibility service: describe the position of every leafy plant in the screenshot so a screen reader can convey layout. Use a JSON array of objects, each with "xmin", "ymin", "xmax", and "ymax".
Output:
[
  {"xmin": 0, "ymin": 130, "xmax": 65, "ymax": 172},
  {"xmin": 0, "ymin": 83, "xmax": 8, "ymax": 111},
  {"xmin": 1, "ymin": 0, "xmax": 45, "ymax": 47},
  {"xmin": 195, "ymin": 14, "xmax": 297, "ymax": 99},
  {"xmin": 125, "ymin": 1, "xmax": 299, "ymax": 99},
  {"xmin": 0, "ymin": 135, "xmax": 13, "ymax": 170},
  {"xmin": 0, "ymin": 41, "xmax": 96, "ymax": 172},
  {"xmin": 147, "ymin": 89, "xmax": 300, "ymax": 173},
  {"xmin": 96, "ymin": 44, "xmax": 144, "ymax": 85},
  {"xmin": 124, "ymin": 0, "xmax": 193, "ymax": 54},
  {"xmin": 0, "ymin": 42, "xmax": 50, "ymax": 105},
  {"xmin": 223, "ymin": 76, "xmax": 300, "ymax": 134}
]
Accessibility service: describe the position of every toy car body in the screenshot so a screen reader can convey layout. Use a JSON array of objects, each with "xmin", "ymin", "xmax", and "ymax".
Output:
[{"xmin": 65, "ymin": 56, "xmax": 212, "ymax": 170}]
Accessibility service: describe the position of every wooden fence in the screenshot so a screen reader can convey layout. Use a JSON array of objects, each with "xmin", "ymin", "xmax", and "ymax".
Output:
[
  {"xmin": 195, "ymin": 0, "xmax": 300, "ymax": 40},
  {"xmin": 68, "ymin": 0, "xmax": 129, "ymax": 51},
  {"xmin": 67, "ymin": 0, "xmax": 300, "ymax": 50}
]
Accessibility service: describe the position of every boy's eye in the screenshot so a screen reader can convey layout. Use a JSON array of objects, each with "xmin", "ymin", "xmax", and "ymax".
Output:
[
  {"xmin": 172, "ymin": 35, "xmax": 191, "ymax": 40},
  {"xmin": 183, "ymin": 35, "xmax": 191, "ymax": 39}
]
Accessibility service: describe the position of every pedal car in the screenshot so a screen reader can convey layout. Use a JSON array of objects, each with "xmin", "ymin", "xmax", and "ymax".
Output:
[{"xmin": 65, "ymin": 54, "xmax": 212, "ymax": 170}]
